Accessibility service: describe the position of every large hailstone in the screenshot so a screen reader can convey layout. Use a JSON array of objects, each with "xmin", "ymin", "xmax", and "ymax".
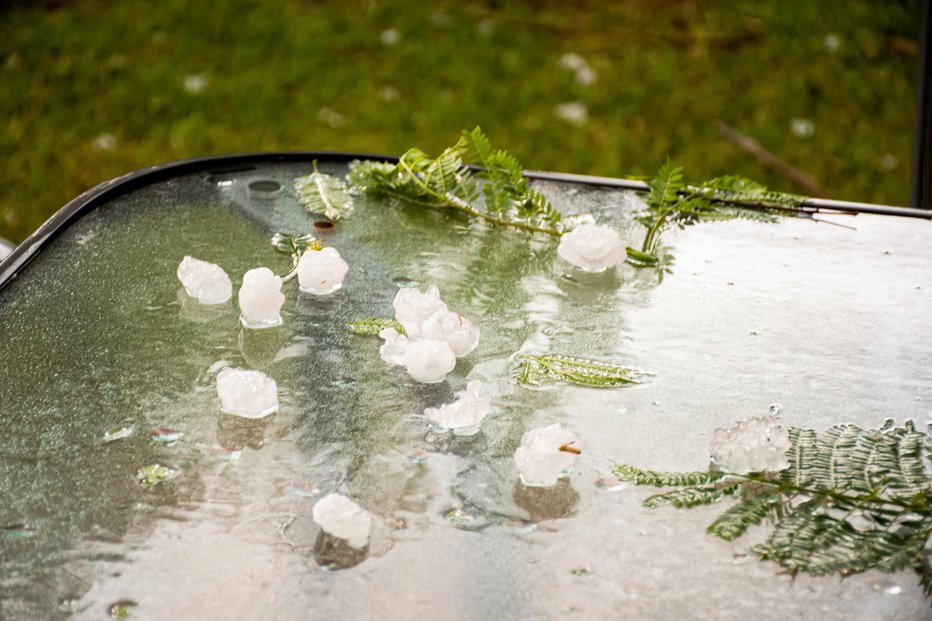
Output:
[
  {"xmin": 238, "ymin": 267, "xmax": 285, "ymax": 328},
  {"xmin": 216, "ymin": 367, "xmax": 279, "ymax": 419},
  {"xmin": 378, "ymin": 329, "xmax": 456, "ymax": 384},
  {"xmin": 557, "ymin": 223, "xmax": 626, "ymax": 272},
  {"xmin": 392, "ymin": 285, "xmax": 447, "ymax": 337},
  {"xmin": 297, "ymin": 247, "xmax": 348, "ymax": 295},
  {"xmin": 312, "ymin": 493, "xmax": 373, "ymax": 549},
  {"xmin": 424, "ymin": 380, "xmax": 490, "ymax": 436},
  {"xmin": 176, "ymin": 256, "xmax": 232, "ymax": 304},
  {"xmin": 710, "ymin": 416, "xmax": 791, "ymax": 474},
  {"xmin": 513, "ymin": 424, "xmax": 581, "ymax": 487},
  {"xmin": 402, "ymin": 338, "xmax": 456, "ymax": 384},
  {"xmin": 420, "ymin": 310, "xmax": 480, "ymax": 358}
]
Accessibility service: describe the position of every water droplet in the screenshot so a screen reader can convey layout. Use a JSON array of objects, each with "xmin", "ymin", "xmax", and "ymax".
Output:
[
  {"xmin": 103, "ymin": 426, "xmax": 134, "ymax": 444},
  {"xmin": 109, "ymin": 599, "xmax": 138, "ymax": 618},
  {"xmin": 135, "ymin": 464, "xmax": 178, "ymax": 487},
  {"xmin": 570, "ymin": 567, "xmax": 590, "ymax": 576},
  {"xmin": 505, "ymin": 518, "xmax": 538, "ymax": 534},
  {"xmin": 1, "ymin": 524, "xmax": 35, "ymax": 539},
  {"xmin": 59, "ymin": 597, "xmax": 79, "ymax": 611},
  {"xmin": 329, "ymin": 377, "xmax": 357, "ymax": 389},
  {"xmin": 595, "ymin": 476, "xmax": 625, "ymax": 492},
  {"xmin": 392, "ymin": 276, "xmax": 419, "ymax": 288},
  {"xmin": 150, "ymin": 427, "xmax": 184, "ymax": 443},
  {"xmin": 871, "ymin": 580, "xmax": 902, "ymax": 595},
  {"xmin": 442, "ymin": 508, "xmax": 488, "ymax": 531},
  {"xmin": 769, "ymin": 403, "xmax": 783, "ymax": 416}
]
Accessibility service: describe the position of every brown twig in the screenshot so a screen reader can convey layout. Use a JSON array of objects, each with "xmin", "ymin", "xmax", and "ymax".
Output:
[{"xmin": 716, "ymin": 120, "xmax": 829, "ymax": 197}]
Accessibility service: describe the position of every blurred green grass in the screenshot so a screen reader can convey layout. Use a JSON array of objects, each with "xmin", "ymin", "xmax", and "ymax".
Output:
[{"xmin": 0, "ymin": 0, "xmax": 921, "ymax": 242}]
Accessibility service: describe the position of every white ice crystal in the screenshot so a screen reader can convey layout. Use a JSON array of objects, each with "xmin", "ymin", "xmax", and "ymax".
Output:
[
  {"xmin": 176, "ymin": 256, "xmax": 232, "ymax": 304},
  {"xmin": 402, "ymin": 338, "xmax": 457, "ymax": 384},
  {"xmin": 297, "ymin": 247, "xmax": 348, "ymax": 295},
  {"xmin": 513, "ymin": 424, "xmax": 581, "ymax": 487},
  {"xmin": 238, "ymin": 267, "xmax": 285, "ymax": 328},
  {"xmin": 378, "ymin": 328, "xmax": 409, "ymax": 366},
  {"xmin": 710, "ymin": 416, "xmax": 791, "ymax": 475},
  {"xmin": 424, "ymin": 380, "xmax": 490, "ymax": 436},
  {"xmin": 557, "ymin": 223, "xmax": 626, "ymax": 272},
  {"xmin": 312, "ymin": 493, "xmax": 373, "ymax": 549},
  {"xmin": 216, "ymin": 367, "xmax": 279, "ymax": 419},
  {"xmin": 392, "ymin": 285, "xmax": 448, "ymax": 337},
  {"xmin": 420, "ymin": 310, "xmax": 480, "ymax": 358}
]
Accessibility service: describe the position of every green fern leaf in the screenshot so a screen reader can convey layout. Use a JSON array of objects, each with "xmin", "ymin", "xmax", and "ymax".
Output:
[
  {"xmin": 647, "ymin": 159, "xmax": 684, "ymax": 211},
  {"xmin": 613, "ymin": 464, "xmax": 726, "ymax": 487},
  {"xmin": 514, "ymin": 354, "xmax": 642, "ymax": 388},
  {"xmin": 347, "ymin": 317, "xmax": 405, "ymax": 336},
  {"xmin": 707, "ymin": 490, "xmax": 780, "ymax": 541},
  {"xmin": 643, "ymin": 481, "xmax": 742, "ymax": 509}
]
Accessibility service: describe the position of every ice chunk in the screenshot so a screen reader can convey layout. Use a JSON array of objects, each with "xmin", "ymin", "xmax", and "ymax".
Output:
[
  {"xmin": 403, "ymin": 338, "xmax": 456, "ymax": 384},
  {"xmin": 513, "ymin": 424, "xmax": 581, "ymax": 487},
  {"xmin": 378, "ymin": 328, "xmax": 409, "ymax": 366},
  {"xmin": 312, "ymin": 493, "xmax": 372, "ymax": 549},
  {"xmin": 424, "ymin": 380, "xmax": 490, "ymax": 436},
  {"xmin": 420, "ymin": 310, "xmax": 480, "ymax": 358},
  {"xmin": 392, "ymin": 285, "xmax": 447, "ymax": 337},
  {"xmin": 710, "ymin": 415, "xmax": 790, "ymax": 474},
  {"xmin": 557, "ymin": 223, "xmax": 625, "ymax": 272},
  {"xmin": 216, "ymin": 367, "xmax": 279, "ymax": 419},
  {"xmin": 176, "ymin": 256, "xmax": 232, "ymax": 304},
  {"xmin": 297, "ymin": 247, "xmax": 348, "ymax": 295},
  {"xmin": 238, "ymin": 267, "xmax": 285, "ymax": 329}
]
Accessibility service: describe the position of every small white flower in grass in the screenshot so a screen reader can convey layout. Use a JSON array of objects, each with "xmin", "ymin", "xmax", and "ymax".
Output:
[
  {"xmin": 238, "ymin": 267, "xmax": 285, "ymax": 328},
  {"xmin": 392, "ymin": 285, "xmax": 447, "ymax": 337},
  {"xmin": 424, "ymin": 380, "xmax": 490, "ymax": 436},
  {"xmin": 312, "ymin": 493, "xmax": 372, "ymax": 549},
  {"xmin": 710, "ymin": 416, "xmax": 791, "ymax": 474},
  {"xmin": 420, "ymin": 310, "xmax": 480, "ymax": 357},
  {"xmin": 513, "ymin": 424, "xmax": 581, "ymax": 487},
  {"xmin": 182, "ymin": 73, "xmax": 209, "ymax": 94},
  {"xmin": 557, "ymin": 223, "xmax": 626, "ymax": 272},
  {"xmin": 378, "ymin": 328, "xmax": 409, "ymax": 366},
  {"xmin": 297, "ymin": 247, "xmax": 348, "ymax": 295},
  {"xmin": 555, "ymin": 101, "xmax": 589, "ymax": 126},
  {"xmin": 216, "ymin": 368, "xmax": 278, "ymax": 419},
  {"xmin": 177, "ymin": 256, "xmax": 232, "ymax": 304},
  {"xmin": 402, "ymin": 339, "xmax": 456, "ymax": 384}
]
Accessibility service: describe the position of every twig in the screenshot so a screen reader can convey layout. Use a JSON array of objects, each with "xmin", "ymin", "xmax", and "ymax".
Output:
[{"xmin": 716, "ymin": 120, "xmax": 829, "ymax": 197}]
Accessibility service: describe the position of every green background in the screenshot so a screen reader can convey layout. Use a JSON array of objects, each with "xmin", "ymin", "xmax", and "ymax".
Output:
[{"xmin": 0, "ymin": 0, "xmax": 921, "ymax": 243}]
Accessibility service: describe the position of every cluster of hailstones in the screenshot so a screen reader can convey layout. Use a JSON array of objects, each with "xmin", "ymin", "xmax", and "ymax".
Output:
[{"xmin": 175, "ymin": 247, "xmax": 592, "ymax": 549}]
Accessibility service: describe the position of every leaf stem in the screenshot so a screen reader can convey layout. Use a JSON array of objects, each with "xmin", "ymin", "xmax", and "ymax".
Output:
[{"xmin": 395, "ymin": 156, "xmax": 562, "ymax": 237}]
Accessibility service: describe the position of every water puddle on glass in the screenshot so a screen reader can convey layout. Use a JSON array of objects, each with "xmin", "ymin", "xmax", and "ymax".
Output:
[{"xmin": 0, "ymin": 162, "xmax": 929, "ymax": 620}]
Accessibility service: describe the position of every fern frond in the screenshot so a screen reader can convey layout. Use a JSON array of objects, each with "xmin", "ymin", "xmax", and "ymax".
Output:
[
  {"xmin": 346, "ymin": 317, "xmax": 405, "ymax": 336},
  {"xmin": 613, "ymin": 464, "xmax": 726, "ymax": 487},
  {"xmin": 643, "ymin": 481, "xmax": 742, "ymax": 509},
  {"xmin": 514, "ymin": 354, "xmax": 642, "ymax": 388},
  {"xmin": 293, "ymin": 162, "xmax": 355, "ymax": 220},
  {"xmin": 707, "ymin": 490, "xmax": 780, "ymax": 541},
  {"xmin": 348, "ymin": 129, "xmax": 564, "ymax": 236},
  {"xmin": 622, "ymin": 420, "xmax": 932, "ymax": 582},
  {"xmin": 647, "ymin": 159, "xmax": 684, "ymax": 211},
  {"xmin": 781, "ymin": 423, "xmax": 932, "ymax": 501}
]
